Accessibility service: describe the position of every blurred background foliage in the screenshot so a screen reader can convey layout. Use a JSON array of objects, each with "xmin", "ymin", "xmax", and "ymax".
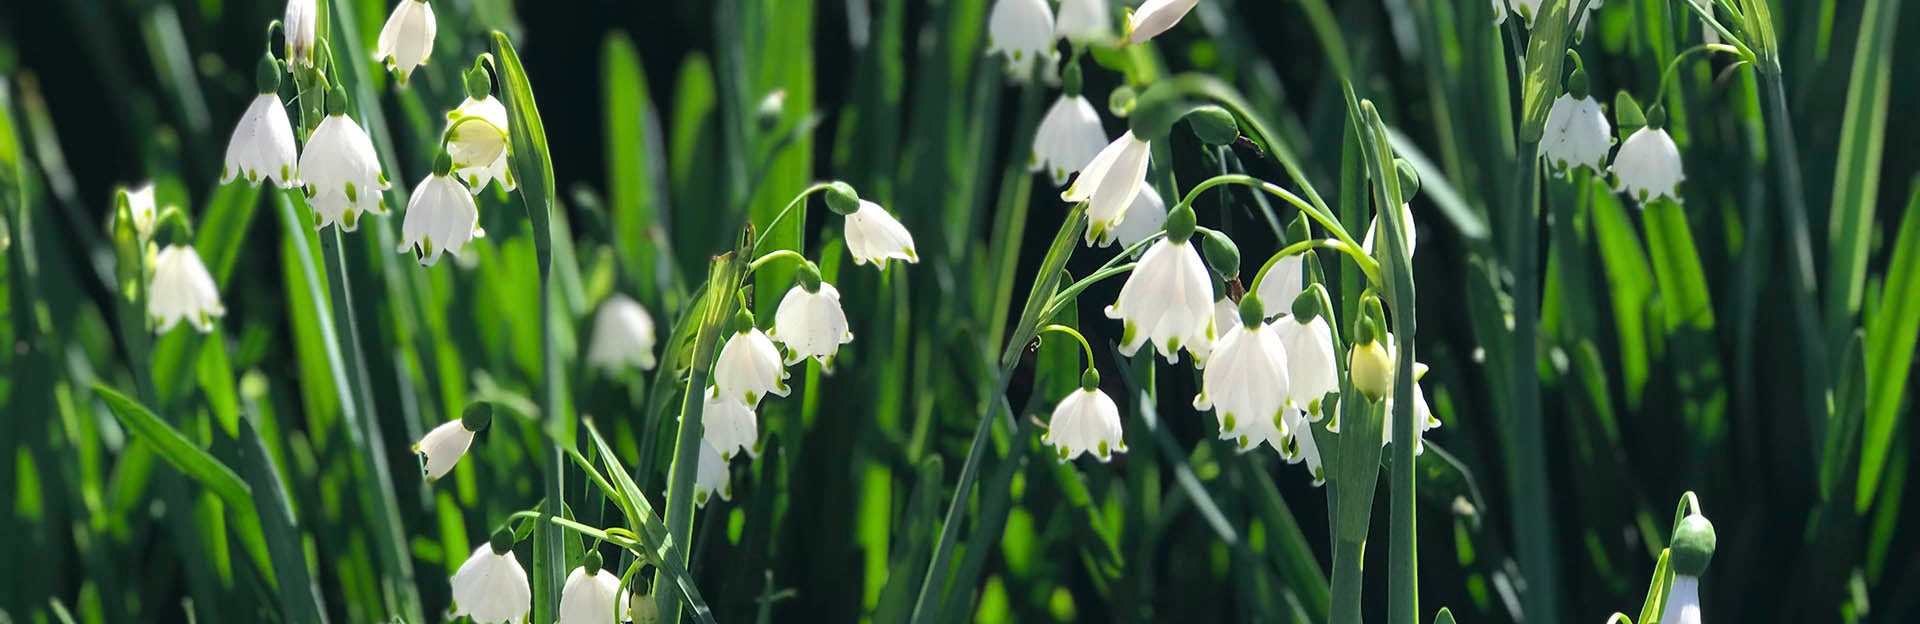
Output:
[{"xmin": 1, "ymin": 0, "xmax": 1918, "ymax": 622}]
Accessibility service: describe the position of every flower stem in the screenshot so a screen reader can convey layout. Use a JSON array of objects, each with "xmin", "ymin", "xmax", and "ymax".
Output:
[
  {"xmin": 1178, "ymin": 173, "xmax": 1380, "ymax": 280},
  {"xmin": 1505, "ymin": 139, "xmax": 1562, "ymax": 624},
  {"xmin": 655, "ymin": 252, "xmax": 745, "ymax": 624},
  {"xmin": 752, "ymin": 182, "xmax": 834, "ymax": 256}
]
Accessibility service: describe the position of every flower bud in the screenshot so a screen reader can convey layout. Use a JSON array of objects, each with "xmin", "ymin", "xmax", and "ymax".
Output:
[
  {"xmin": 757, "ymin": 90, "xmax": 786, "ymax": 131},
  {"xmin": 1291, "ymin": 286, "xmax": 1320, "ymax": 322},
  {"xmin": 1349, "ymin": 322, "xmax": 1394, "ymax": 403},
  {"xmin": 464, "ymin": 62, "xmax": 493, "ymax": 100},
  {"xmin": 1669, "ymin": 513, "xmax": 1717, "ymax": 577},
  {"xmin": 460, "ymin": 401, "xmax": 493, "ymax": 432},
  {"xmin": 1201, "ymin": 229, "xmax": 1240, "ymax": 279},
  {"xmin": 1394, "ymin": 159, "xmax": 1421, "ymax": 202},
  {"xmin": 1185, "ymin": 105, "xmax": 1240, "ymax": 147},
  {"xmin": 825, "ymin": 181, "xmax": 861, "ymax": 215}
]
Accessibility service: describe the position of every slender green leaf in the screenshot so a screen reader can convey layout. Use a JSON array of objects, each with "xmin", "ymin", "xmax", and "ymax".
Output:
[{"xmin": 1860, "ymin": 179, "xmax": 1920, "ymax": 508}]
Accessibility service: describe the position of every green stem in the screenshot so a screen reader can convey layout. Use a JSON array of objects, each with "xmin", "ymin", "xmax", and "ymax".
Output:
[
  {"xmin": 1756, "ymin": 65, "xmax": 1830, "ymax": 454},
  {"xmin": 1506, "ymin": 139, "xmax": 1561, "ymax": 624},
  {"xmin": 1036, "ymin": 325, "xmax": 1097, "ymax": 369},
  {"xmin": 751, "ymin": 182, "xmax": 834, "ymax": 256},
  {"xmin": 1178, "ymin": 174, "xmax": 1375, "ymax": 277},
  {"xmin": 655, "ymin": 253, "xmax": 745, "ymax": 624},
  {"xmin": 1247, "ymin": 239, "xmax": 1364, "ymax": 299},
  {"xmin": 747, "ymin": 249, "xmax": 811, "ymax": 273},
  {"xmin": 1042, "ymin": 263, "xmax": 1137, "ymax": 321},
  {"xmin": 536, "ymin": 237, "xmax": 567, "ymax": 624},
  {"xmin": 1330, "ymin": 538, "xmax": 1367, "ymax": 624}
]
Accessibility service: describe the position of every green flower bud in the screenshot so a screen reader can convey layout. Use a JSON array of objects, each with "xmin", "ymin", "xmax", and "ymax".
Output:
[
  {"xmin": 1186, "ymin": 105, "xmax": 1240, "ymax": 147},
  {"xmin": 1394, "ymin": 159, "xmax": 1421, "ymax": 202},
  {"xmin": 825, "ymin": 181, "xmax": 861, "ymax": 215},
  {"xmin": 256, "ymin": 53, "xmax": 282, "ymax": 94},
  {"xmin": 1080, "ymin": 368, "xmax": 1101, "ymax": 391},
  {"xmin": 460, "ymin": 401, "xmax": 493, "ymax": 432},
  {"xmin": 489, "ymin": 528, "xmax": 515, "ymax": 555},
  {"xmin": 1291, "ymin": 286, "xmax": 1320, "ymax": 322},
  {"xmin": 464, "ymin": 62, "xmax": 492, "ymax": 101},
  {"xmin": 583, "ymin": 549, "xmax": 604, "ymax": 574},
  {"xmin": 1164, "ymin": 203, "xmax": 1197, "ymax": 243},
  {"xmin": 1349, "ymin": 322, "xmax": 1394, "ymax": 402},
  {"xmin": 1669, "ymin": 513, "xmax": 1717, "ymax": 577},
  {"xmin": 1201, "ymin": 229, "xmax": 1240, "ymax": 279},
  {"xmin": 1238, "ymin": 295, "xmax": 1265, "ymax": 328}
]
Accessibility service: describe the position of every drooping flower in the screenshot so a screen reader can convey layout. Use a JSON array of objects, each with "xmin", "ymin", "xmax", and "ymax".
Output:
[
  {"xmin": 558, "ymin": 552, "xmax": 623, "ymax": 624},
  {"xmin": 769, "ymin": 282, "xmax": 853, "ymax": 369},
  {"xmin": 413, "ymin": 405, "xmax": 489, "ymax": 481},
  {"xmin": 445, "ymin": 96, "xmax": 514, "ymax": 195},
  {"xmin": 148, "ymin": 245, "xmax": 225, "ymax": 334},
  {"xmin": 396, "ymin": 160, "xmax": 484, "ymax": 266},
  {"xmin": 1348, "ymin": 335, "xmax": 1394, "ymax": 403},
  {"xmin": 1044, "ymin": 382, "xmax": 1127, "ymax": 462},
  {"xmin": 695, "ymin": 442, "xmax": 732, "ymax": 507},
  {"xmin": 1369, "ymin": 337, "xmax": 1440, "ymax": 455},
  {"xmin": 1361, "ymin": 202, "xmax": 1418, "ymax": 258},
  {"xmin": 843, "ymin": 200, "xmax": 919, "ymax": 269},
  {"xmin": 1611, "ymin": 126, "xmax": 1685, "ymax": 204},
  {"xmin": 1254, "ymin": 254, "xmax": 1305, "ymax": 321},
  {"xmin": 1107, "ymin": 237, "xmax": 1215, "ymax": 364},
  {"xmin": 714, "ymin": 324, "xmax": 790, "ymax": 406},
  {"xmin": 300, "ymin": 109, "xmax": 390, "ymax": 231},
  {"xmin": 701, "ymin": 387, "xmax": 760, "ymax": 461},
  {"xmin": 1032, "ymin": 94, "xmax": 1109, "ymax": 188},
  {"xmin": 1126, "ymin": 0, "xmax": 1200, "ymax": 44},
  {"xmin": 284, "ymin": 0, "xmax": 317, "ymax": 68},
  {"xmin": 1539, "ymin": 93, "xmax": 1613, "ymax": 176},
  {"xmin": 1055, "ymin": 0, "xmax": 1114, "ymax": 43},
  {"xmin": 374, "ymin": 0, "xmax": 437, "ymax": 85},
  {"xmin": 223, "ymin": 57, "xmax": 299, "ymax": 189},
  {"xmin": 585, "ymin": 294, "xmax": 658, "ymax": 374},
  {"xmin": 1101, "ymin": 184, "xmax": 1167, "ymax": 249},
  {"xmin": 1274, "ymin": 312, "xmax": 1338, "ymax": 419},
  {"xmin": 1194, "ymin": 303, "xmax": 1293, "ymax": 453},
  {"xmin": 451, "ymin": 534, "xmax": 531, "ymax": 624},
  {"xmin": 987, "ymin": 0, "xmax": 1058, "ymax": 82},
  {"xmin": 1063, "ymin": 131, "xmax": 1152, "ymax": 246},
  {"xmin": 124, "ymin": 183, "xmax": 158, "ymax": 242},
  {"xmin": 1283, "ymin": 408, "xmax": 1325, "ymax": 485},
  {"xmin": 1662, "ymin": 513, "xmax": 1716, "ymax": 624}
]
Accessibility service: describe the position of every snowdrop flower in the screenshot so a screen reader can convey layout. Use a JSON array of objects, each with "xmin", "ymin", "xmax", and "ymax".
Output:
[
  {"xmin": 1194, "ymin": 296, "xmax": 1293, "ymax": 453},
  {"xmin": 1663, "ymin": 574, "xmax": 1704, "ymax": 624},
  {"xmin": 1377, "ymin": 361, "xmax": 1440, "ymax": 455},
  {"xmin": 284, "ymin": 0, "xmax": 316, "ymax": 68},
  {"xmin": 1126, "ymin": 0, "xmax": 1200, "ymax": 44},
  {"xmin": 1348, "ymin": 331, "xmax": 1394, "ymax": 403},
  {"xmin": 840, "ymin": 198, "xmax": 919, "ymax": 269},
  {"xmin": 1063, "ymin": 131, "xmax": 1151, "ymax": 246},
  {"xmin": 585, "ymin": 294, "xmax": 658, "ymax": 374},
  {"xmin": 223, "ymin": 56, "xmax": 299, "ymax": 189},
  {"xmin": 1100, "ymin": 185, "xmax": 1167, "ymax": 249},
  {"xmin": 769, "ymin": 277, "xmax": 853, "ymax": 369},
  {"xmin": 446, "ymin": 94, "xmax": 514, "ymax": 196},
  {"xmin": 1611, "ymin": 123, "xmax": 1685, "ymax": 204},
  {"xmin": 1032, "ymin": 94, "xmax": 1109, "ymax": 188},
  {"xmin": 1283, "ymin": 408, "xmax": 1325, "ymax": 485},
  {"xmin": 1361, "ymin": 202, "xmax": 1418, "ymax": 258},
  {"xmin": 1254, "ymin": 254, "xmax": 1305, "ymax": 321},
  {"xmin": 1274, "ymin": 310, "xmax": 1337, "ymax": 419},
  {"xmin": 374, "ymin": 0, "xmax": 437, "ymax": 85},
  {"xmin": 451, "ymin": 531, "xmax": 531, "ymax": 624},
  {"xmin": 1662, "ymin": 513, "xmax": 1716, "ymax": 624},
  {"xmin": 413, "ymin": 404, "xmax": 489, "ymax": 481},
  {"xmin": 301, "ymin": 94, "xmax": 390, "ymax": 231},
  {"xmin": 695, "ymin": 442, "xmax": 732, "ymax": 506},
  {"xmin": 1538, "ymin": 87, "xmax": 1613, "ymax": 176},
  {"xmin": 558, "ymin": 552, "xmax": 623, "ymax": 624},
  {"xmin": 1107, "ymin": 206, "xmax": 1215, "ymax": 364},
  {"xmin": 1055, "ymin": 0, "xmax": 1113, "ymax": 43},
  {"xmin": 701, "ymin": 387, "xmax": 759, "ymax": 461},
  {"xmin": 987, "ymin": 0, "xmax": 1057, "ymax": 82},
  {"xmin": 714, "ymin": 319, "xmax": 790, "ymax": 406},
  {"xmin": 149, "ymin": 245, "xmax": 226, "ymax": 333},
  {"xmin": 1491, "ymin": 0, "xmax": 1507, "ymax": 24},
  {"xmin": 124, "ymin": 183, "xmax": 158, "ymax": 242},
  {"xmin": 1045, "ymin": 372, "xmax": 1127, "ymax": 462},
  {"xmin": 397, "ymin": 155, "xmax": 484, "ymax": 265}
]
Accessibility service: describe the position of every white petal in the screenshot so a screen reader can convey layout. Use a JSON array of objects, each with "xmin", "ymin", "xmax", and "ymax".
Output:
[
  {"xmin": 1193, "ymin": 322, "xmax": 1291, "ymax": 453},
  {"xmin": 447, "ymin": 96, "xmax": 512, "ymax": 193},
  {"xmin": 1078, "ymin": 134, "xmax": 1150, "ymax": 246},
  {"xmin": 558, "ymin": 566, "xmax": 625, "ymax": 624},
  {"xmin": 1126, "ymin": 0, "xmax": 1200, "ymax": 43},
  {"xmin": 1275, "ymin": 315, "xmax": 1338, "ymax": 418},
  {"xmin": 586, "ymin": 294, "xmax": 658, "ymax": 373},
  {"xmin": 695, "ymin": 442, "xmax": 733, "ymax": 506},
  {"xmin": 1660, "ymin": 575, "xmax": 1703, "ymax": 624},
  {"xmin": 1045, "ymin": 387, "xmax": 1127, "ymax": 461},
  {"xmin": 1610, "ymin": 127, "xmax": 1685, "ymax": 205},
  {"xmin": 375, "ymin": 0, "xmax": 437, "ymax": 84},
  {"xmin": 413, "ymin": 419, "xmax": 474, "ymax": 481},
  {"xmin": 397, "ymin": 174, "xmax": 480, "ymax": 265},
  {"xmin": 451, "ymin": 547, "xmax": 531, "ymax": 624},
  {"xmin": 1103, "ymin": 184, "xmax": 1166, "ymax": 248},
  {"xmin": 769, "ymin": 283, "xmax": 853, "ymax": 367},
  {"xmin": 222, "ymin": 94, "xmax": 300, "ymax": 188},
  {"xmin": 1255, "ymin": 254, "xmax": 1306, "ymax": 320},
  {"xmin": 299, "ymin": 115, "xmax": 390, "ymax": 231},
  {"xmin": 714, "ymin": 328, "xmax": 791, "ymax": 406},
  {"xmin": 1508, "ymin": 0, "xmax": 1543, "ymax": 28},
  {"xmin": 1361, "ymin": 202, "xmax": 1418, "ymax": 258},
  {"xmin": 1105, "ymin": 239, "xmax": 1215, "ymax": 363},
  {"xmin": 124, "ymin": 183, "xmax": 158, "ymax": 242},
  {"xmin": 1538, "ymin": 94, "xmax": 1613, "ymax": 176},
  {"xmin": 1033, "ymin": 95, "xmax": 1111, "ymax": 187},
  {"xmin": 1055, "ymin": 0, "xmax": 1114, "ymax": 42},
  {"xmin": 701, "ymin": 387, "xmax": 760, "ymax": 460},
  {"xmin": 148, "ymin": 245, "xmax": 225, "ymax": 334},
  {"xmin": 284, "ymin": 0, "xmax": 317, "ymax": 66},
  {"xmin": 987, "ymin": 0, "xmax": 1058, "ymax": 82},
  {"xmin": 844, "ymin": 200, "xmax": 919, "ymax": 268}
]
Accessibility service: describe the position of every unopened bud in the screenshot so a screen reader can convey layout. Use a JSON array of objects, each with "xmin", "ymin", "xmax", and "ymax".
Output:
[
  {"xmin": 825, "ymin": 182, "xmax": 861, "ymax": 216},
  {"xmin": 1186, "ymin": 105, "xmax": 1240, "ymax": 146},
  {"xmin": 1201, "ymin": 229, "xmax": 1240, "ymax": 279},
  {"xmin": 1669, "ymin": 513, "xmax": 1717, "ymax": 577}
]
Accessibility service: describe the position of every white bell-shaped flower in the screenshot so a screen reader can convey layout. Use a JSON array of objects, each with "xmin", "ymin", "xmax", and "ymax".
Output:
[
  {"xmin": 1031, "ymin": 94, "xmax": 1109, "ymax": 188},
  {"xmin": 1283, "ymin": 408, "xmax": 1325, "ymax": 485},
  {"xmin": 451, "ymin": 539, "xmax": 531, "ymax": 624},
  {"xmin": 1274, "ymin": 312, "xmax": 1338, "ymax": 420},
  {"xmin": 769, "ymin": 282, "xmax": 853, "ymax": 369},
  {"xmin": 1539, "ymin": 93, "xmax": 1613, "ymax": 176},
  {"xmin": 1126, "ymin": 0, "xmax": 1200, "ymax": 44},
  {"xmin": 844, "ymin": 200, "xmax": 920, "ymax": 269},
  {"xmin": 1254, "ymin": 254, "xmax": 1305, "ymax": 321},
  {"xmin": 374, "ymin": 0, "xmax": 437, "ymax": 85},
  {"xmin": 446, "ymin": 96, "xmax": 515, "ymax": 195},
  {"xmin": 557, "ymin": 560, "xmax": 624, "ymax": 624},
  {"xmin": 284, "ymin": 0, "xmax": 317, "ymax": 68},
  {"xmin": 1661, "ymin": 575, "xmax": 1703, "ymax": 624},
  {"xmin": 701, "ymin": 387, "xmax": 760, "ymax": 461},
  {"xmin": 1044, "ymin": 382, "xmax": 1127, "ymax": 462},
  {"xmin": 714, "ymin": 324, "xmax": 791, "ymax": 406},
  {"xmin": 695, "ymin": 441, "xmax": 732, "ymax": 507},
  {"xmin": 124, "ymin": 183, "xmax": 158, "ymax": 242},
  {"xmin": 1063, "ymin": 131, "xmax": 1151, "ymax": 246},
  {"xmin": 300, "ymin": 112, "xmax": 390, "ymax": 231},
  {"xmin": 149, "ymin": 245, "xmax": 226, "ymax": 334},
  {"xmin": 1371, "ymin": 349, "xmax": 1440, "ymax": 455},
  {"xmin": 1107, "ymin": 237, "xmax": 1215, "ymax": 364},
  {"xmin": 223, "ymin": 93, "xmax": 299, "ymax": 189},
  {"xmin": 413, "ymin": 406, "xmax": 490, "ymax": 481},
  {"xmin": 1055, "ymin": 0, "xmax": 1113, "ymax": 43},
  {"xmin": 1100, "ymin": 184, "xmax": 1167, "ymax": 249},
  {"xmin": 1509, "ymin": 0, "xmax": 1543, "ymax": 28},
  {"xmin": 396, "ymin": 165, "xmax": 484, "ymax": 266},
  {"xmin": 585, "ymin": 294, "xmax": 658, "ymax": 374},
  {"xmin": 987, "ymin": 0, "xmax": 1057, "ymax": 82},
  {"xmin": 1362, "ymin": 202, "xmax": 1418, "ymax": 258},
  {"xmin": 1611, "ymin": 126, "xmax": 1685, "ymax": 204},
  {"xmin": 1194, "ymin": 316, "xmax": 1292, "ymax": 453}
]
